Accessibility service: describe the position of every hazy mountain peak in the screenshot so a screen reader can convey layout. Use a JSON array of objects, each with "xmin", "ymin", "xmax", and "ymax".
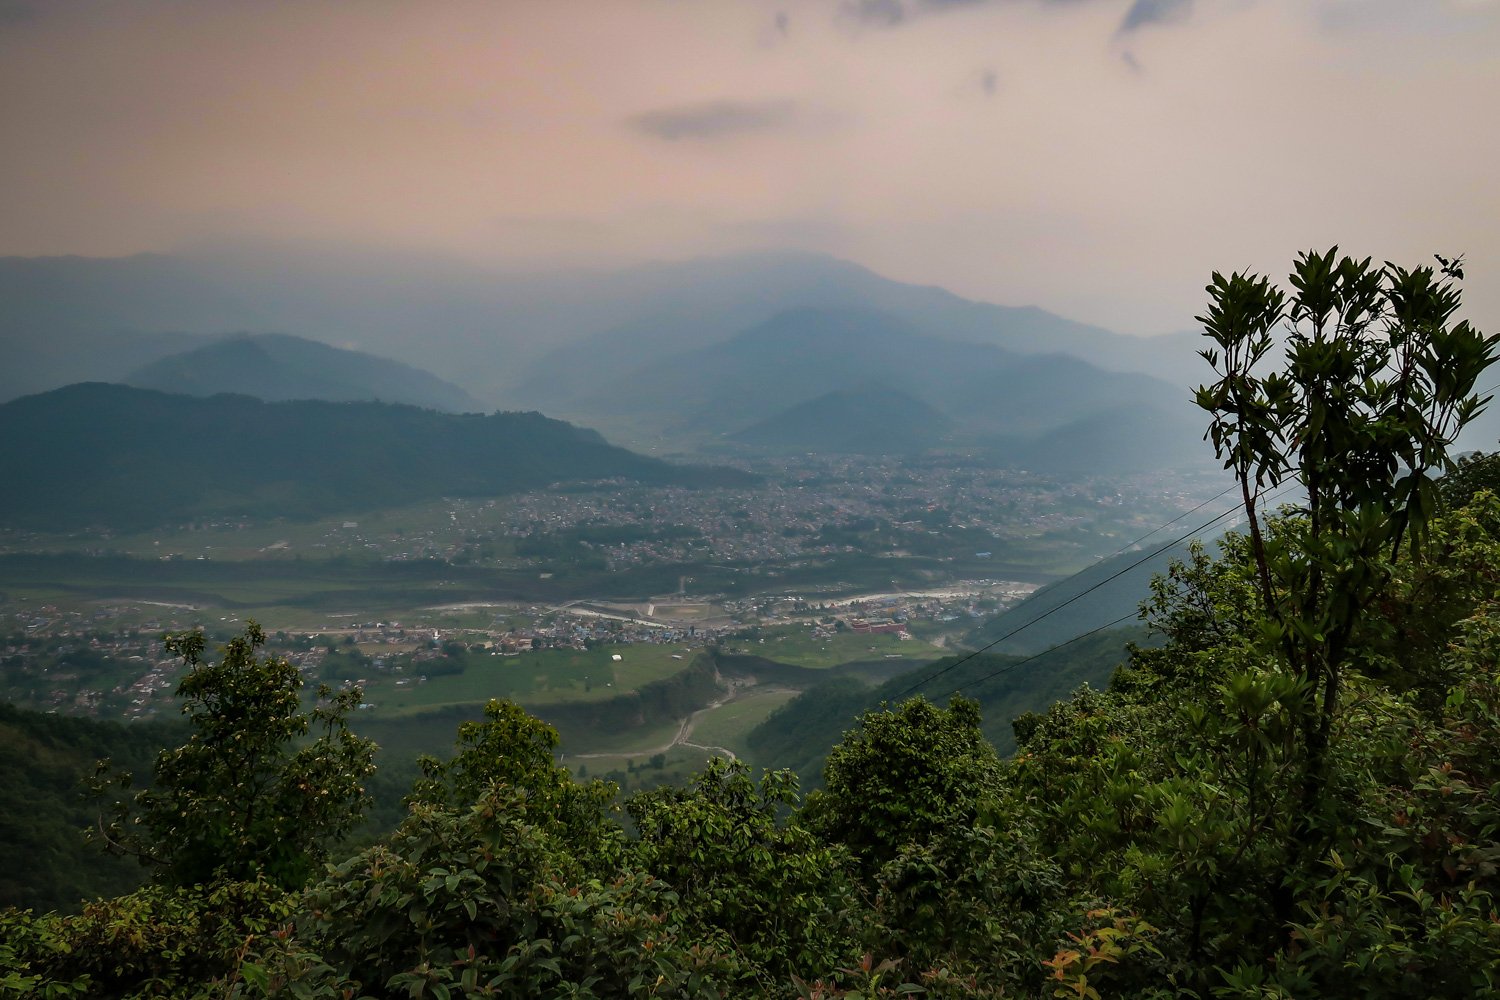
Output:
[
  {"xmin": 124, "ymin": 332, "xmax": 484, "ymax": 412},
  {"xmin": 730, "ymin": 382, "xmax": 957, "ymax": 455}
]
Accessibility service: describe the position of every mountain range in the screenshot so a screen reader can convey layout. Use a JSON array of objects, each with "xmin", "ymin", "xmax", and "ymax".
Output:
[
  {"xmin": 551, "ymin": 306, "xmax": 1208, "ymax": 468},
  {"xmin": 0, "ymin": 246, "xmax": 1202, "ymax": 400},
  {"xmin": 18, "ymin": 244, "xmax": 1462, "ymax": 466}
]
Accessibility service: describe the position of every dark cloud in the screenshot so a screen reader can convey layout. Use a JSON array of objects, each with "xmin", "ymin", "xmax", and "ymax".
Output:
[
  {"xmin": 844, "ymin": 0, "xmax": 1108, "ymax": 30},
  {"xmin": 1118, "ymin": 0, "xmax": 1192, "ymax": 34},
  {"xmin": 844, "ymin": 0, "xmax": 1196, "ymax": 34},
  {"xmin": 628, "ymin": 100, "xmax": 799, "ymax": 141},
  {"xmin": 848, "ymin": 0, "xmax": 1001, "ymax": 27},
  {"xmin": 843, "ymin": 0, "xmax": 906, "ymax": 27}
]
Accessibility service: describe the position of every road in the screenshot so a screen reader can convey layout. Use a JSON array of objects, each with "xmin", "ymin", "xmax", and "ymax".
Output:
[{"xmin": 570, "ymin": 678, "xmax": 798, "ymax": 762}]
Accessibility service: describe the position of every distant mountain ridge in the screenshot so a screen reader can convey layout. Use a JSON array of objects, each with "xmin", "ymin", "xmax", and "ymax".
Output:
[
  {"xmin": 2, "ymin": 245, "xmax": 1371, "ymax": 459},
  {"xmin": 729, "ymin": 383, "xmax": 957, "ymax": 453},
  {"xmin": 0, "ymin": 383, "xmax": 751, "ymax": 530},
  {"xmin": 0, "ymin": 247, "xmax": 1200, "ymax": 405},
  {"xmin": 549, "ymin": 306, "xmax": 1212, "ymax": 467},
  {"xmin": 505, "ymin": 252, "xmax": 1206, "ymax": 411},
  {"xmin": 1010, "ymin": 402, "xmax": 1206, "ymax": 474},
  {"xmin": 600, "ymin": 307, "xmax": 1007, "ymax": 438},
  {"xmin": 0, "ymin": 253, "xmax": 253, "ymax": 402},
  {"xmin": 125, "ymin": 333, "xmax": 483, "ymax": 412}
]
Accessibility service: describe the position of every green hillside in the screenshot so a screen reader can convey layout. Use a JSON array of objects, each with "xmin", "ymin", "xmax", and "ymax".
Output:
[
  {"xmin": 0, "ymin": 383, "xmax": 753, "ymax": 530},
  {"xmin": 745, "ymin": 625, "xmax": 1146, "ymax": 781},
  {"xmin": 0, "ymin": 702, "xmax": 179, "ymax": 912},
  {"xmin": 963, "ymin": 536, "xmax": 1202, "ymax": 654}
]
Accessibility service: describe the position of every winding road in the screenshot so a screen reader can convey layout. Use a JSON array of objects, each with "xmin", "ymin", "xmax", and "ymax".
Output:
[{"xmin": 570, "ymin": 678, "xmax": 798, "ymax": 762}]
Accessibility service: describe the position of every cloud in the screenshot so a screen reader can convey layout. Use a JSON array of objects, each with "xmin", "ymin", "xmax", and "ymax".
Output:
[
  {"xmin": 628, "ymin": 99, "xmax": 799, "ymax": 141},
  {"xmin": 980, "ymin": 67, "xmax": 999, "ymax": 95},
  {"xmin": 0, "ymin": 0, "xmax": 38, "ymax": 27},
  {"xmin": 1118, "ymin": 0, "xmax": 1193, "ymax": 33}
]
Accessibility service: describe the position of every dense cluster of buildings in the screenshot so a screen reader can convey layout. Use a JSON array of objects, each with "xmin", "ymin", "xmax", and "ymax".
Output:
[{"xmin": 181, "ymin": 457, "xmax": 1224, "ymax": 575}]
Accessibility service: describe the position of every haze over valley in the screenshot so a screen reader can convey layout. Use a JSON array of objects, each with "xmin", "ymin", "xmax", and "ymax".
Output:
[{"xmin": 0, "ymin": 235, "xmax": 1236, "ymax": 738}]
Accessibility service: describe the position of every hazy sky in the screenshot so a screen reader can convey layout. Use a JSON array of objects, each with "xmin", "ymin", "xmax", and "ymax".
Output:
[{"xmin": 3, "ymin": 0, "xmax": 1499, "ymax": 334}]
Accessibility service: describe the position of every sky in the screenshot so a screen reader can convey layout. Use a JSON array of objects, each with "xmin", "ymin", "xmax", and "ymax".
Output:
[{"xmin": 2, "ymin": 0, "xmax": 1499, "ymax": 335}]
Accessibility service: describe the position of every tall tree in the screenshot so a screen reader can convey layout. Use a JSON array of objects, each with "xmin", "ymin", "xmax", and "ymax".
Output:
[
  {"xmin": 92, "ymin": 622, "xmax": 376, "ymax": 890},
  {"xmin": 1195, "ymin": 250, "xmax": 1497, "ymax": 807}
]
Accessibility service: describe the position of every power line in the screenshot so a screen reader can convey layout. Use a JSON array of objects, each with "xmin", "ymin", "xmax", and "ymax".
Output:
[
  {"xmin": 896, "ymin": 382, "xmax": 1500, "ymax": 708},
  {"xmin": 923, "ymin": 609, "xmax": 1141, "ymax": 705},
  {"xmin": 1097, "ymin": 482, "xmax": 1238, "ymax": 558},
  {"xmin": 890, "ymin": 485, "xmax": 1287, "ymax": 702},
  {"xmin": 930, "ymin": 482, "xmax": 1291, "ymax": 703}
]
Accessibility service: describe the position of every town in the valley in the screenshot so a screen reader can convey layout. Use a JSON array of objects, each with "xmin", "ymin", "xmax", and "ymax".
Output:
[{"xmin": 0, "ymin": 455, "xmax": 1225, "ymax": 720}]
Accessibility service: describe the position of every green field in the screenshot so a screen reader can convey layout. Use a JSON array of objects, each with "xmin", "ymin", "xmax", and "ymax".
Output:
[
  {"xmin": 686, "ymin": 688, "xmax": 800, "ymax": 761},
  {"xmin": 366, "ymin": 644, "xmax": 701, "ymax": 716},
  {"xmin": 560, "ymin": 686, "xmax": 810, "ymax": 790},
  {"xmin": 561, "ymin": 717, "xmax": 683, "ymax": 757},
  {"xmin": 721, "ymin": 628, "xmax": 944, "ymax": 668},
  {"xmin": 0, "ymin": 535, "xmax": 1066, "ymax": 620}
]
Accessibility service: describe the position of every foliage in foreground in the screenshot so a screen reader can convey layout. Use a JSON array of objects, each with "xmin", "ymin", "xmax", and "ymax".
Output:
[
  {"xmin": 90, "ymin": 621, "xmax": 377, "ymax": 891},
  {"xmin": 6, "ymin": 516, "xmax": 1500, "ymax": 996}
]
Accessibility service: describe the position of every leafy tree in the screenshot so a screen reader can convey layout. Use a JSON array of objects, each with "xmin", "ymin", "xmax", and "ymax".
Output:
[
  {"xmin": 986, "ymin": 249, "xmax": 1500, "ymax": 995},
  {"xmin": 1194, "ymin": 248, "xmax": 1498, "ymax": 916},
  {"xmin": 866, "ymin": 808, "xmax": 1064, "ymax": 993},
  {"xmin": 804, "ymin": 696, "xmax": 1001, "ymax": 880},
  {"xmin": 627, "ymin": 758, "xmax": 860, "ymax": 983},
  {"xmin": 230, "ymin": 723, "xmax": 744, "ymax": 998},
  {"xmin": 92, "ymin": 622, "xmax": 376, "ymax": 890},
  {"xmin": 1437, "ymin": 449, "xmax": 1500, "ymax": 509},
  {"xmin": 3, "ymin": 876, "xmax": 293, "ymax": 1000},
  {"xmin": 230, "ymin": 788, "xmax": 746, "ymax": 999},
  {"xmin": 409, "ymin": 698, "xmax": 624, "ymax": 872}
]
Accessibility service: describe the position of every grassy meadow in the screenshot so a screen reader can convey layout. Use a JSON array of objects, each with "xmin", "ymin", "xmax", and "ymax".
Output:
[
  {"xmin": 720, "ymin": 627, "xmax": 943, "ymax": 668},
  {"xmin": 685, "ymin": 688, "xmax": 801, "ymax": 758},
  {"xmin": 368, "ymin": 644, "xmax": 701, "ymax": 715}
]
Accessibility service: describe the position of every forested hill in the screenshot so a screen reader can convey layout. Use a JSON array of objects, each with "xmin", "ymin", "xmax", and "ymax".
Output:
[
  {"xmin": 742, "ymin": 625, "xmax": 1147, "ymax": 781},
  {"xmin": 0, "ymin": 383, "xmax": 753, "ymax": 530},
  {"xmin": 964, "ymin": 537, "xmax": 1200, "ymax": 654}
]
